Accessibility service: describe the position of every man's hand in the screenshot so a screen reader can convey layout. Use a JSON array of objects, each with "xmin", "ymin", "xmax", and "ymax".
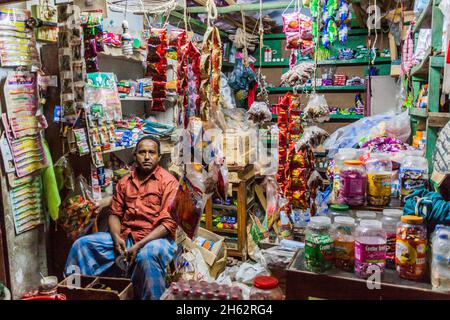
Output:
[
  {"xmin": 125, "ymin": 243, "xmax": 141, "ymax": 265},
  {"xmin": 112, "ymin": 234, "xmax": 126, "ymax": 257},
  {"xmin": 94, "ymin": 196, "xmax": 112, "ymax": 215}
]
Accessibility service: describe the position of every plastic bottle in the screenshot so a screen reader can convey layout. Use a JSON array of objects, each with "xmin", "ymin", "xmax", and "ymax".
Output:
[
  {"xmin": 355, "ymin": 211, "xmax": 377, "ymax": 224},
  {"xmin": 339, "ymin": 160, "xmax": 367, "ymax": 206},
  {"xmin": 331, "ymin": 216, "xmax": 355, "ymax": 272},
  {"xmin": 400, "ymin": 153, "xmax": 428, "ymax": 204},
  {"xmin": 381, "ymin": 209, "xmax": 403, "ymax": 269},
  {"xmin": 395, "ymin": 215, "xmax": 427, "ymax": 280},
  {"xmin": 365, "ymin": 155, "xmax": 392, "ymax": 206},
  {"xmin": 304, "ymin": 216, "xmax": 334, "ymax": 273},
  {"xmin": 354, "ymin": 220, "xmax": 387, "ymax": 278},
  {"xmin": 329, "ymin": 204, "xmax": 350, "ymax": 223},
  {"xmin": 431, "ymin": 227, "xmax": 450, "ymax": 292}
]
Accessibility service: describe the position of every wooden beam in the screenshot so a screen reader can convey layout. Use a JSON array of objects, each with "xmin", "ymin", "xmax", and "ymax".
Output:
[{"xmin": 182, "ymin": 1, "xmax": 293, "ymax": 13}]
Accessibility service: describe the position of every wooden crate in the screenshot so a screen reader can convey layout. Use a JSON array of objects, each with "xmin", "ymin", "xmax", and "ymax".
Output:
[{"xmin": 58, "ymin": 274, "xmax": 134, "ymax": 300}]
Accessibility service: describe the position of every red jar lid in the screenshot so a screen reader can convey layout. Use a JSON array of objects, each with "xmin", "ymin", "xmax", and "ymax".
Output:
[{"xmin": 253, "ymin": 276, "xmax": 279, "ymax": 290}]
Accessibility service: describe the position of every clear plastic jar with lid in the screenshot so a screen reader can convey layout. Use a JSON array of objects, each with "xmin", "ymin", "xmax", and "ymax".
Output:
[
  {"xmin": 331, "ymin": 216, "xmax": 355, "ymax": 272},
  {"xmin": 249, "ymin": 276, "xmax": 283, "ymax": 300},
  {"xmin": 395, "ymin": 215, "xmax": 427, "ymax": 280},
  {"xmin": 365, "ymin": 155, "xmax": 392, "ymax": 206},
  {"xmin": 329, "ymin": 204, "xmax": 350, "ymax": 223},
  {"xmin": 400, "ymin": 153, "xmax": 428, "ymax": 204},
  {"xmin": 354, "ymin": 220, "xmax": 387, "ymax": 278},
  {"xmin": 331, "ymin": 149, "xmax": 360, "ymax": 204},
  {"xmin": 355, "ymin": 211, "xmax": 377, "ymax": 224},
  {"xmin": 381, "ymin": 209, "xmax": 403, "ymax": 269},
  {"xmin": 304, "ymin": 216, "xmax": 334, "ymax": 273},
  {"xmin": 338, "ymin": 160, "xmax": 367, "ymax": 206}
]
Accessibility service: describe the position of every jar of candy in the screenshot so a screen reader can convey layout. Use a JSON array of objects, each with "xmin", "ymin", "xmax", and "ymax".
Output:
[
  {"xmin": 400, "ymin": 154, "xmax": 428, "ymax": 204},
  {"xmin": 249, "ymin": 276, "xmax": 283, "ymax": 300},
  {"xmin": 365, "ymin": 155, "xmax": 392, "ymax": 206},
  {"xmin": 331, "ymin": 149, "xmax": 360, "ymax": 204},
  {"xmin": 381, "ymin": 209, "xmax": 403, "ymax": 269},
  {"xmin": 355, "ymin": 211, "xmax": 377, "ymax": 224},
  {"xmin": 329, "ymin": 204, "xmax": 350, "ymax": 223},
  {"xmin": 354, "ymin": 220, "xmax": 387, "ymax": 278},
  {"xmin": 339, "ymin": 160, "xmax": 367, "ymax": 206},
  {"xmin": 331, "ymin": 216, "xmax": 355, "ymax": 272},
  {"xmin": 395, "ymin": 215, "xmax": 427, "ymax": 280},
  {"xmin": 304, "ymin": 216, "xmax": 334, "ymax": 273}
]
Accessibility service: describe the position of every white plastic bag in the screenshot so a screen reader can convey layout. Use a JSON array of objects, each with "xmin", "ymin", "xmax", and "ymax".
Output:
[
  {"xmin": 303, "ymin": 93, "xmax": 330, "ymax": 123},
  {"xmin": 413, "ymin": 29, "xmax": 432, "ymax": 61},
  {"xmin": 235, "ymin": 262, "xmax": 270, "ymax": 285}
]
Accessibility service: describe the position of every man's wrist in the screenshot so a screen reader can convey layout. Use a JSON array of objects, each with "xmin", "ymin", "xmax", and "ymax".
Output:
[{"xmin": 111, "ymin": 232, "xmax": 121, "ymax": 242}]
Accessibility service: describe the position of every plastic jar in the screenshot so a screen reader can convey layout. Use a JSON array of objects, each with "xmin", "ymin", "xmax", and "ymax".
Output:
[
  {"xmin": 395, "ymin": 215, "xmax": 427, "ymax": 280},
  {"xmin": 304, "ymin": 216, "xmax": 334, "ymax": 273},
  {"xmin": 339, "ymin": 160, "xmax": 367, "ymax": 206},
  {"xmin": 329, "ymin": 204, "xmax": 350, "ymax": 223},
  {"xmin": 431, "ymin": 226, "xmax": 450, "ymax": 292},
  {"xmin": 249, "ymin": 276, "xmax": 283, "ymax": 300},
  {"xmin": 354, "ymin": 220, "xmax": 387, "ymax": 278},
  {"xmin": 355, "ymin": 211, "xmax": 377, "ymax": 224},
  {"xmin": 400, "ymin": 154, "xmax": 428, "ymax": 204},
  {"xmin": 365, "ymin": 155, "xmax": 392, "ymax": 206},
  {"xmin": 332, "ymin": 149, "xmax": 360, "ymax": 204},
  {"xmin": 331, "ymin": 216, "xmax": 355, "ymax": 272},
  {"xmin": 381, "ymin": 209, "xmax": 403, "ymax": 269}
]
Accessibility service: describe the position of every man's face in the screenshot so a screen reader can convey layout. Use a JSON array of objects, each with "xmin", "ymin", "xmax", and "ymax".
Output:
[{"xmin": 135, "ymin": 139, "xmax": 161, "ymax": 174}]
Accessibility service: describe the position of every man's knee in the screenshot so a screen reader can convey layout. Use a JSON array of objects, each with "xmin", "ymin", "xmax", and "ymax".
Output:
[{"xmin": 136, "ymin": 239, "xmax": 169, "ymax": 265}]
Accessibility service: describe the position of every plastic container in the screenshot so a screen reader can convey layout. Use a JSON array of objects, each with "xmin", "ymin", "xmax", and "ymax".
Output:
[
  {"xmin": 431, "ymin": 225, "xmax": 450, "ymax": 292},
  {"xmin": 355, "ymin": 211, "xmax": 377, "ymax": 224},
  {"xmin": 339, "ymin": 160, "xmax": 367, "ymax": 206},
  {"xmin": 400, "ymin": 154, "xmax": 428, "ymax": 204},
  {"xmin": 365, "ymin": 155, "xmax": 392, "ymax": 206},
  {"xmin": 331, "ymin": 149, "xmax": 360, "ymax": 204},
  {"xmin": 354, "ymin": 220, "xmax": 387, "ymax": 278},
  {"xmin": 331, "ymin": 216, "xmax": 355, "ymax": 272},
  {"xmin": 304, "ymin": 216, "xmax": 334, "ymax": 273},
  {"xmin": 249, "ymin": 276, "xmax": 283, "ymax": 300},
  {"xmin": 381, "ymin": 209, "xmax": 403, "ymax": 269},
  {"xmin": 329, "ymin": 204, "xmax": 350, "ymax": 223},
  {"xmin": 395, "ymin": 215, "xmax": 427, "ymax": 280}
]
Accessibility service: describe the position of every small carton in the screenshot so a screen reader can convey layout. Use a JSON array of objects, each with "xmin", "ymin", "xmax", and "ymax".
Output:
[{"xmin": 183, "ymin": 227, "xmax": 225, "ymax": 266}]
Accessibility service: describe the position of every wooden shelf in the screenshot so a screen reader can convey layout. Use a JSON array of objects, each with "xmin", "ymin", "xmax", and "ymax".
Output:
[
  {"xmin": 255, "ymin": 57, "xmax": 391, "ymax": 67},
  {"xmin": 213, "ymin": 203, "xmax": 238, "ymax": 211},
  {"xmin": 409, "ymin": 108, "xmax": 429, "ymax": 118},
  {"xmin": 98, "ymin": 52, "xmax": 144, "ymax": 64},
  {"xmin": 329, "ymin": 114, "xmax": 364, "ymax": 120},
  {"xmin": 266, "ymin": 85, "xmax": 366, "ymax": 93},
  {"xmin": 413, "ymin": 0, "xmax": 433, "ymax": 34},
  {"xmin": 428, "ymin": 112, "xmax": 450, "ymax": 127},
  {"xmin": 120, "ymin": 97, "xmax": 152, "ymax": 101},
  {"xmin": 212, "ymin": 227, "xmax": 238, "ymax": 235}
]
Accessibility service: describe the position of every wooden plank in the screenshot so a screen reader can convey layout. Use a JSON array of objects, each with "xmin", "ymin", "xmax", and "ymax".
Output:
[
  {"xmin": 431, "ymin": 0, "xmax": 444, "ymax": 53},
  {"xmin": 237, "ymin": 180, "xmax": 247, "ymax": 261},
  {"xmin": 254, "ymin": 184, "xmax": 267, "ymax": 212},
  {"xmin": 428, "ymin": 112, "xmax": 450, "ymax": 127}
]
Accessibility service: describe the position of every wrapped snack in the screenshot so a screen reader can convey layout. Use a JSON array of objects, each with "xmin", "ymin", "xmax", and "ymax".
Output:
[
  {"xmin": 295, "ymin": 126, "xmax": 330, "ymax": 151},
  {"xmin": 280, "ymin": 62, "xmax": 315, "ymax": 87},
  {"xmin": 247, "ymin": 101, "xmax": 272, "ymax": 124},
  {"xmin": 303, "ymin": 93, "xmax": 330, "ymax": 123}
]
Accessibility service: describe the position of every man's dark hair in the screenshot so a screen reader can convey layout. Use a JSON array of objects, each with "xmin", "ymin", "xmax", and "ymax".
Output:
[{"xmin": 134, "ymin": 135, "xmax": 161, "ymax": 155}]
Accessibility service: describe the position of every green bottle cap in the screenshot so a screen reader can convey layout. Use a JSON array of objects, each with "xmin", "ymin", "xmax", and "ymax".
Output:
[{"xmin": 330, "ymin": 204, "xmax": 350, "ymax": 212}]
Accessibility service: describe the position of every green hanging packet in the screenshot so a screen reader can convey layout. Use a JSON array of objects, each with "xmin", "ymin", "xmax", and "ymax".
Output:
[
  {"xmin": 328, "ymin": 20, "xmax": 338, "ymax": 44},
  {"xmin": 327, "ymin": 0, "xmax": 339, "ymax": 17},
  {"xmin": 310, "ymin": 0, "xmax": 319, "ymax": 17}
]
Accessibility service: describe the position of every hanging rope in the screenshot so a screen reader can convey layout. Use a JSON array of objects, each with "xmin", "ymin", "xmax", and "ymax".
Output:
[
  {"xmin": 312, "ymin": 0, "xmax": 321, "ymax": 93},
  {"xmin": 108, "ymin": 0, "xmax": 178, "ymax": 15},
  {"xmin": 206, "ymin": 0, "xmax": 218, "ymax": 28}
]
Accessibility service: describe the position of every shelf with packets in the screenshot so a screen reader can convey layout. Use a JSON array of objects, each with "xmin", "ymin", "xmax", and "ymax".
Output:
[
  {"xmin": 255, "ymin": 57, "xmax": 392, "ymax": 68},
  {"xmin": 265, "ymin": 85, "xmax": 367, "ymax": 94},
  {"xmin": 203, "ymin": 164, "xmax": 256, "ymax": 260}
]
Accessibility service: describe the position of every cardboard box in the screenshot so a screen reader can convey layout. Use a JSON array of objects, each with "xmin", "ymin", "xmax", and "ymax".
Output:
[
  {"xmin": 183, "ymin": 227, "xmax": 225, "ymax": 266},
  {"xmin": 58, "ymin": 274, "xmax": 133, "ymax": 300}
]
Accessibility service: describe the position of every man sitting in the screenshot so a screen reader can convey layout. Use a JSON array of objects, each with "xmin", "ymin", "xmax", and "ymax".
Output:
[{"xmin": 65, "ymin": 136, "xmax": 179, "ymax": 300}]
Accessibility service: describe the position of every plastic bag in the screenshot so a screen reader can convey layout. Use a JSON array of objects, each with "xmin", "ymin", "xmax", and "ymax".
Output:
[
  {"xmin": 58, "ymin": 175, "xmax": 97, "ymax": 240},
  {"xmin": 323, "ymin": 111, "xmax": 407, "ymax": 158},
  {"xmin": 228, "ymin": 58, "xmax": 256, "ymax": 91},
  {"xmin": 370, "ymin": 110, "xmax": 411, "ymax": 143},
  {"xmin": 303, "ymin": 93, "xmax": 330, "ymax": 123},
  {"xmin": 413, "ymin": 29, "xmax": 432, "ymax": 61},
  {"xmin": 295, "ymin": 126, "xmax": 330, "ymax": 151},
  {"xmin": 247, "ymin": 101, "xmax": 272, "ymax": 124},
  {"xmin": 414, "ymin": 0, "xmax": 430, "ymax": 16},
  {"xmin": 54, "ymin": 155, "xmax": 75, "ymax": 192}
]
